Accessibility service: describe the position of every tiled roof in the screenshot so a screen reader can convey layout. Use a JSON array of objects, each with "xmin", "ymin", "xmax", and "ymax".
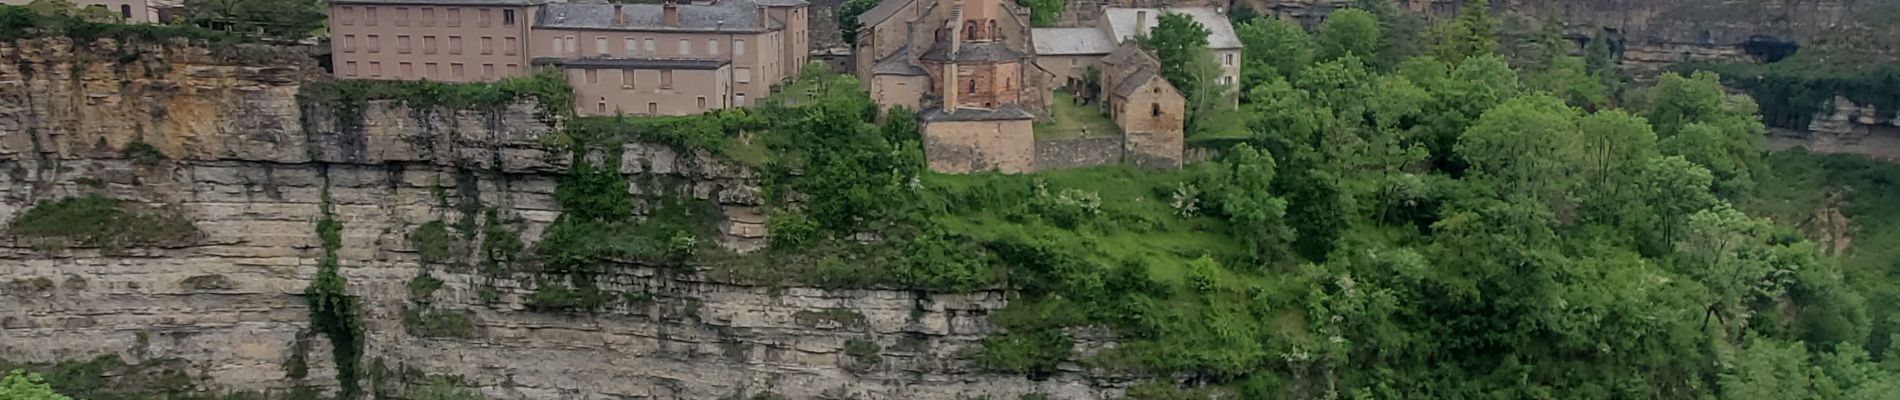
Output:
[
  {"xmin": 1031, "ymin": 28, "xmax": 1115, "ymax": 55},
  {"xmin": 536, "ymin": 1, "xmax": 777, "ymax": 33},
  {"xmin": 855, "ymin": 0, "xmax": 913, "ymax": 30},
  {"xmin": 1103, "ymin": 7, "xmax": 1242, "ymax": 49},
  {"xmin": 921, "ymin": 103, "xmax": 1035, "ymax": 121},
  {"xmin": 1114, "ymin": 68, "xmax": 1158, "ymax": 97},
  {"xmin": 533, "ymin": 57, "xmax": 730, "ymax": 70},
  {"xmin": 919, "ymin": 41, "xmax": 1024, "ymax": 62},
  {"xmin": 872, "ymin": 47, "xmax": 928, "ymax": 76}
]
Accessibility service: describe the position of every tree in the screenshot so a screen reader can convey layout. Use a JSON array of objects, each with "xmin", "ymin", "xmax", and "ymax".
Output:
[
  {"xmin": 1674, "ymin": 205, "xmax": 1792, "ymax": 337},
  {"xmin": 1234, "ymin": 16, "xmax": 1312, "ymax": 90},
  {"xmin": 1355, "ymin": 0, "xmax": 1430, "ymax": 69},
  {"xmin": 1455, "ymin": 94, "xmax": 1582, "ymax": 209},
  {"xmin": 837, "ymin": 0, "xmax": 879, "ymax": 44},
  {"xmin": 1719, "ymin": 337, "xmax": 1816, "ymax": 400},
  {"xmin": 1316, "ymin": 9, "xmax": 1380, "ymax": 62},
  {"xmin": 1018, "ymin": 0, "xmax": 1064, "ymax": 27},
  {"xmin": 24, "ymin": 0, "xmax": 118, "ymax": 22},
  {"xmin": 1138, "ymin": 13, "xmax": 1212, "ymax": 102},
  {"xmin": 0, "ymin": 370, "xmax": 72, "ymax": 400},
  {"xmin": 1199, "ymin": 144, "xmax": 1292, "ymax": 261},
  {"xmin": 1429, "ymin": 0, "xmax": 1498, "ymax": 64},
  {"xmin": 184, "ymin": 0, "xmax": 326, "ymax": 40}
]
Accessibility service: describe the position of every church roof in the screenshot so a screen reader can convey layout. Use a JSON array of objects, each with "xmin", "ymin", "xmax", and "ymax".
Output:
[
  {"xmin": 920, "ymin": 41, "xmax": 1024, "ymax": 62},
  {"xmin": 856, "ymin": 0, "xmax": 913, "ymax": 29}
]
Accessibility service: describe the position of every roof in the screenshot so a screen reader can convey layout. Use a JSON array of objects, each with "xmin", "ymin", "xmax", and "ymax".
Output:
[
  {"xmin": 1031, "ymin": 28, "xmax": 1116, "ymax": 55},
  {"xmin": 1100, "ymin": 42, "xmax": 1153, "ymax": 67},
  {"xmin": 919, "ymin": 42, "xmax": 1024, "ymax": 62},
  {"xmin": 921, "ymin": 104, "xmax": 1035, "ymax": 122},
  {"xmin": 331, "ymin": 0, "xmax": 547, "ymax": 5},
  {"xmin": 1114, "ymin": 68, "xmax": 1159, "ymax": 97},
  {"xmin": 872, "ymin": 47, "xmax": 928, "ymax": 76},
  {"xmin": 533, "ymin": 57, "xmax": 730, "ymax": 70},
  {"xmin": 1102, "ymin": 7, "xmax": 1241, "ymax": 49},
  {"xmin": 752, "ymin": 0, "xmax": 809, "ymax": 6},
  {"xmin": 855, "ymin": 0, "xmax": 913, "ymax": 31},
  {"xmin": 535, "ymin": 1, "xmax": 777, "ymax": 33}
]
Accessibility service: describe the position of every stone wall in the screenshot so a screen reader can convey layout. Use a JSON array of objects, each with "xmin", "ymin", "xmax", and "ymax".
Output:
[
  {"xmin": 0, "ymin": 37, "xmax": 1126, "ymax": 399},
  {"xmin": 923, "ymin": 119, "xmax": 1037, "ymax": 173},
  {"xmin": 1033, "ymin": 136, "xmax": 1123, "ymax": 171}
]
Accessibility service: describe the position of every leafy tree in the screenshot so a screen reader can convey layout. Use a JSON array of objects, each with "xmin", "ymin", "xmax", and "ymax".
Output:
[
  {"xmin": 184, "ymin": 0, "xmax": 325, "ymax": 40},
  {"xmin": 1137, "ymin": 13, "xmax": 1212, "ymax": 103},
  {"xmin": 1674, "ymin": 205, "xmax": 1792, "ymax": 337},
  {"xmin": 1017, "ymin": 0, "xmax": 1064, "ymax": 27},
  {"xmin": 1456, "ymin": 94, "xmax": 1582, "ymax": 210},
  {"xmin": 23, "ymin": 0, "xmax": 117, "ymax": 22},
  {"xmin": 1429, "ymin": 0, "xmax": 1498, "ymax": 64},
  {"xmin": 837, "ymin": 0, "xmax": 879, "ymax": 44},
  {"xmin": 1198, "ymin": 144, "xmax": 1291, "ymax": 261},
  {"xmin": 1316, "ymin": 9, "xmax": 1380, "ymax": 62},
  {"xmin": 1720, "ymin": 337, "xmax": 1816, "ymax": 399},
  {"xmin": 1639, "ymin": 156, "xmax": 1718, "ymax": 252},
  {"xmin": 1234, "ymin": 16, "xmax": 1312, "ymax": 90},
  {"xmin": 0, "ymin": 370, "xmax": 71, "ymax": 400},
  {"xmin": 1354, "ymin": 0, "xmax": 1430, "ymax": 69}
]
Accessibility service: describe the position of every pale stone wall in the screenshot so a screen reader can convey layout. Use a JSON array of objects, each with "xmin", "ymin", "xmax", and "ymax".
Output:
[
  {"xmin": 1036, "ymin": 55, "xmax": 1103, "ymax": 89},
  {"xmin": 1033, "ymin": 136, "xmax": 1122, "ymax": 171},
  {"xmin": 923, "ymin": 119, "xmax": 1036, "ymax": 173},
  {"xmin": 1112, "ymin": 78, "xmax": 1186, "ymax": 169},
  {"xmin": 871, "ymin": 74, "xmax": 930, "ymax": 111}
]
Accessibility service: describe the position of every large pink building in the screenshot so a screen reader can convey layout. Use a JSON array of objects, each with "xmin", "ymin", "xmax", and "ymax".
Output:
[{"xmin": 329, "ymin": 0, "xmax": 809, "ymax": 116}]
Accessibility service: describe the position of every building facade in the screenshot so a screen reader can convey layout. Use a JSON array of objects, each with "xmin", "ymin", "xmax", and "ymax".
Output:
[
  {"xmin": 855, "ymin": 0, "xmax": 1044, "ymax": 173},
  {"xmin": 328, "ymin": 0, "xmax": 808, "ymax": 116}
]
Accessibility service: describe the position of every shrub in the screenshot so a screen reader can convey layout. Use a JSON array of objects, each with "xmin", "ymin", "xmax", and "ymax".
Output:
[
  {"xmin": 408, "ymin": 274, "xmax": 444, "ymax": 304},
  {"xmin": 6, "ymin": 194, "xmax": 196, "ymax": 248},
  {"xmin": 402, "ymin": 308, "xmax": 475, "ymax": 338},
  {"xmin": 974, "ymin": 329, "xmax": 1072, "ymax": 379},
  {"xmin": 1187, "ymin": 255, "xmax": 1222, "ymax": 292},
  {"xmin": 122, "ymin": 141, "xmax": 164, "ymax": 166},
  {"xmin": 843, "ymin": 338, "xmax": 882, "ymax": 366},
  {"xmin": 410, "ymin": 221, "xmax": 454, "ymax": 264}
]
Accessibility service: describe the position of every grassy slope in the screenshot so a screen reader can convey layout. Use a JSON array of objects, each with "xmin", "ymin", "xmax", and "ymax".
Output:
[{"xmin": 1747, "ymin": 149, "xmax": 1900, "ymax": 355}]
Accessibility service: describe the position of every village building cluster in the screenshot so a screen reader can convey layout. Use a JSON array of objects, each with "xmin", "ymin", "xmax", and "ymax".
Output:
[{"xmin": 320, "ymin": 0, "xmax": 1240, "ymax": 173}]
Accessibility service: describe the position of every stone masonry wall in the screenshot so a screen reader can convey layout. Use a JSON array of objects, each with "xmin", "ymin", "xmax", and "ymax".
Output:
[
  {"xmin": 0, "ymin": 37, "xmax": 1126, "ymax": 399},
  {"xmin": 1033, "ymin": 136, "xmax": 1122, "ymax": 171}
]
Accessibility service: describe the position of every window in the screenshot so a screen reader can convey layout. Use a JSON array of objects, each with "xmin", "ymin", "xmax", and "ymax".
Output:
[
  {"xmin": 118, "ymin": 4, "xmax": 132, "ymax": 19},
  {"xmin": 398, "ymin": 35, "xmax": 412, "ymax": 54},
  {"xmin": 660, "ymin": 70, "xmax": 673, "ymax": 88},
  {"xmin": 679, "ymin": 39, "xmax": 691, "ymax": 55},
  {"xmin": 625, "ymin": 37, "xmax": 637, "ymax": 54},
  {"xmin": 503, "ymin": 9, "xmax": 516, "ymax": 26},
  {"xmin": 447, "ymin": 8, "xmax": 460, "ymax": 27},
  {"xmin": 369, "ymin": 62, "xmax": 382, "ymax": 77},
  {"xmin": 1069, "ymin": 58, "xmax": 1076, "ymax": 66},
  {"xmin": 647, "ymin": 102, "xmax": 658, "ymax": 114},
  {"xmin": 506, "ymin": 64, "xmax": 517, "ymax": 72},
  {"xmin": 426, "ymin": 63, "xmax": 439, "ymax": 78},
  {"xmin": 503, "ymin": 37, "xmax": 517, "ymax": 55},
  {"xmin": 342, "ymin": 35, "xmax": 356, "ymax": 52},
  {"xmin": 966, "ymin": 80, "xmax": 976, "ymax": 94},
  {"xmin": 344, "ymin": 61, "xmax": 357, "ymax": 76},
  {"xmin": 481, "ymin": 36, "xmax": 493, "ymax": 54},
  {"xmin": 395, "ymin": 7, "xmax": 408, "ymax": 26},
  {"xmin": 709, "ymin": 39, "xmax": 720, "ymax": 55},
  {"xmin": 366, "ymin": 7, "xmax": 378, "ymax": 26},
  {"xmin": 449, "ymin": 36, "xmax": 462, "ymax": 55},
  {"xmin": 565, "ymin": 36, "xmax": 577, "ymax": 54},
  {"xmin": 736, "ymin": 67, "xmax": 751, "ymax": 83},
  {"xmin": 596, "ymin": 37, "xmax": 608, "ymax": 56},
  {"xmin": 422, "ymin": 8, "xmax": 434, "ymax": 26},
  {"xmin": 478, "ymin": 9, "xmax": 490, "ymax": 27},
  {"xmin": 340, "ymin": 7, "xmax": 353, "ymax": 25},
  {"xmin": 598, "ymin": 99, "xmax": 607, "ymax": 114},
  {"xmin": 400, "ymin": 62, "xmax": 413, "ymax": 78},
  {"xmin": 735, "ymin": 93, "xmax": 746, "ymax": 106},
  {"xmin": 452, "ymin": 63, "xmax": 464, "ymax": 80},
  {"xmin": 1005, "ymin": 77, "xmax": 1011, "ymax": 90},
  {"xmin": 551, "ymin": 37, "xmax": 562, "ymax": 53},
  {"xmin": 1222, "ymin": 53, "xmax": 1234, "ymax": 67},
  {"xmin": 585, "ymin": 69, "xmax": 598, "ymax": 84},
  {"xmin": 734, "ymin": 39, "xmax": 745, "ymax": 56},
  {"xmin": 643, "ymin": 38, "xmax": 655, "ymax": 54},
  {"xmin": 483, "ymin": 64, "xmax": 496, "ymax": 79},
  {"xmin": 622, "ymin": 69, "xmax": 635, "ymax": 88},
  {"xmin": 1151, "ymin": 103, "xmax": 1161, "ymax": 117},
  {"xmin": 367, "ymin": 35, "xmax": 380, "ymax": 52},
  {"xmin": 423, "ymin": 36, "xmax": 437, "ymax": 54},
  {"xmin": 697, "ymin": 96, "xmax": 707, "ymax": 109}
]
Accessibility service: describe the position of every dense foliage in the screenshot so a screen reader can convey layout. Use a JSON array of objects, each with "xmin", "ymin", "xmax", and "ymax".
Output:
[{"xmin": 1683, "ymin": 51, "xmax": 1900, "ymax": 130}]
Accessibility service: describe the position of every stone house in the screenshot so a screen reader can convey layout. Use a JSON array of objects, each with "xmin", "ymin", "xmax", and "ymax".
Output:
[
  {"xmin": 1098, "ymin": 43, "xmax": 1184, "ymax": 168},
  {"xmin": 327, "ymin": 0, "xmax": 809, "ymax": 116},
  {"xmin": 1031, "ymin": 6, "xmax": 1242, "ymax": 91}
]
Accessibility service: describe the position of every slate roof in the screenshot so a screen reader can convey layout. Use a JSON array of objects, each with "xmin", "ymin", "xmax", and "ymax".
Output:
[
  {"xmin": 1031, "ymin": 28, "xmax": 1116, "ymax": 55},
  {"xmin": 872, "ymin": 47, "xmax": 929, "ymax": 76},
  {"xmin": 533, "ymin": 57, "xmax": 730, "ymax": 70},
  {"xmin": 331, "ymin": 0, "xmax": 547, "ymax": 5},
  {"xmin": 921, "ymin": 103, "xmax": 1035, "ymax": 122},
  {"xmin": 1099, "ymin": 42, "xmax": 1153, "ymax": 67},
  {"xmin": 536, "ymin": 1, "xmax": 777, "ymax": 33},
  {"xmin": 1103, "ymin": 7, "xmax": 1241, "ymax": 49},
  {"xmin": 855, "ymin": 0, "xmax": 913, "ymax": 30},
  {"xmin": 919, "ymin": 41, "xmax": 1024, "ymax": 62},
  {"xmin": 1114, "ymin": 68, "xmax": 1158, "ymax": 98},
  {"xmin": 752, "ymin": 0, "xmax": 809, "ymax": 6}
]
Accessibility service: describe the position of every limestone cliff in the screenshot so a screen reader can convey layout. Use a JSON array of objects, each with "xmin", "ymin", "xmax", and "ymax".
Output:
[{"xmin": 0, "ymin": 38, "xmax": 1122, "ymax": 399}]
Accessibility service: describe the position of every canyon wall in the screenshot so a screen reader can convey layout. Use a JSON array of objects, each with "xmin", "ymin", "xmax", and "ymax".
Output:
[{"xmin": 0, "ymin": 38, "xmax": 1122, "ymax": 399}]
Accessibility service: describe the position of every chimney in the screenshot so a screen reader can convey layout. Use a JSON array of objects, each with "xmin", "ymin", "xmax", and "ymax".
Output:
[
  {"xmin": 663, "ymin": 0, "xmax": 680, "ymax": 28},
  {"xmin": 1136, "ymin": 10, "xmax": 1149, "ymax": 36},
  {"xmin": 612, "ymin": 4, "xmax": 625, "ymax": 26},
  {"xmin": 759, "ymin": 6, "xmax": 769, "ymax": 29}
]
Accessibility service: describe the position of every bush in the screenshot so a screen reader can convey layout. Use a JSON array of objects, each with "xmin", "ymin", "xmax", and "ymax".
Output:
[
  {"xmin": 402, "ymin": 308, "xmax": 475, "ymax": 338},
  {"xmin": 6, "ymin": 194, "xmax": 196, "ymax": 248},
  {"xmin": 408, "ymin": 274, "xmax": 444, "ymax": 304},
  {"xmin": 843, "ymin": 338, "xmax": 882, "ymax": 366},
  {"xmin": 410, "ymin": 221, "xmax": 454, "ymax": 264},
  {"xmin": 974, "ymin": 329, "xmax": 1073, "ymax": 379}
]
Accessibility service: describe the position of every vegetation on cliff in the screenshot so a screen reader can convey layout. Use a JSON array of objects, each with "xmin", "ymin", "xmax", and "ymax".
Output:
[
  {"xmin": 5, "ymin": 194, "xmax": 197, "ymax": 249},
  {"xmin": 305, "ymin": 182, "xmax": 364, "ymax": 398}
]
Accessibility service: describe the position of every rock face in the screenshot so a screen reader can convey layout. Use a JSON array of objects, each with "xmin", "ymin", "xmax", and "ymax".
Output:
[
  {"xmin": 1769, "ymin": 97, "xmax": 1900, "ymax": 162},
  {"xmin": 0, "ymin": 38, "xmax": 1123, "ymax": 399}
]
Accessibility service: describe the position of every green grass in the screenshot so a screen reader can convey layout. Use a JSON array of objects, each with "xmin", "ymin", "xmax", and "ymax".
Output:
[
  {"xmin": 1034, "ymin": 89, "xmax": 1122, "ymax": 140},
  {"xmin": 6, "ymin": 194, "xmax": 196, "ymax": 249}
]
